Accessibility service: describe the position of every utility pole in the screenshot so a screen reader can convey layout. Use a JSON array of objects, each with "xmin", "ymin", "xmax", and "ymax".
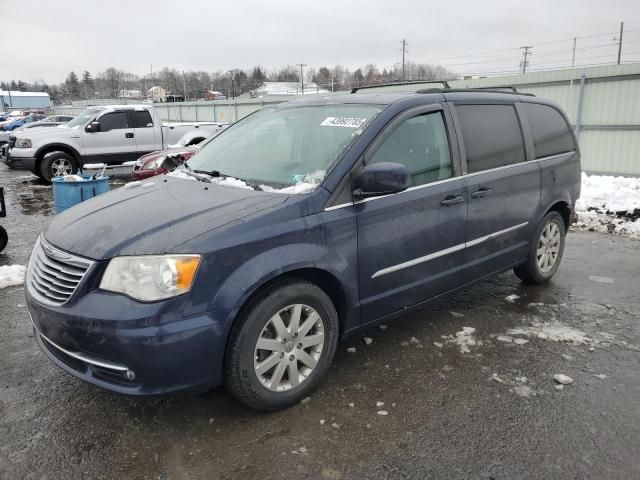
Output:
[
  {"xmin": 617, "ymin": 21, "xmax": 624, "ymax": 64},
  {"xmin": 296, "ymin": 63, "xmax": 307, "ymax": 94},
  {"xmin": 401, "ymin": 39, "xmax": 407, "ymax": 81},
  {"xmin": 571, "ymin": 38, "xmax": 577, "ymax": 68},
  {"xmin": 331, "ymin": 73, "xmax": 334, "ymax": 92},
  {"xmin": 182, "ymin": 70, "xmax": 187, "ymax": 100},
  {"xmin": 520, "ymin": 46, "xmax": 532, "ymax": 74}
]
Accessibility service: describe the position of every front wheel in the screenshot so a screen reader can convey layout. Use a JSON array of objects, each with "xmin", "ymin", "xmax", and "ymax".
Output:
[
  {"xmin": 224, "ymin": 279, "xmax": 339, "ymax": 411},
  {"xmin": 39, "ymin": 152, "xmax": 78, "ymax": 183},
  {"xmin": 514, "ymin": 211, "xmax": 566, "ymax": 284}
]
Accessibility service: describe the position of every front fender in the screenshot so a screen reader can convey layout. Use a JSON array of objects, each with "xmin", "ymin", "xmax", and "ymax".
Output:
[{"xmin": 209, "ymin": 242, "xmax": 356, "ymax": 336}]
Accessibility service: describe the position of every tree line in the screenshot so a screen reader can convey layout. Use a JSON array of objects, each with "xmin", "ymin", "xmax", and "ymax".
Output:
[{"xmin": 1, "ymin": 62, "xmax": 454, "ymax": 103}]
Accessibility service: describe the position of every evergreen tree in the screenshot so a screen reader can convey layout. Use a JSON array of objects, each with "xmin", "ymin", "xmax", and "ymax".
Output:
[
  {"xmin": 66, "ymin": 71, "xmax": 80, "ymax": 99},
  {"xmin": 81, "ymin": 70, "xmax": 94, "ymax": 98}
]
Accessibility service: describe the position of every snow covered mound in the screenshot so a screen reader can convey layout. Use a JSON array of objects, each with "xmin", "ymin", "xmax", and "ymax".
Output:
[
  {"xmin": 576, "ymin": 172, "xmax": 640, "ymax": 213},
  {"xmin": 0, "ymin": 265, "xmax": 26, "ymax": 289},
  {"xmin": 573, "ymin": 173, "xmax": 640, "ymax": 239}
]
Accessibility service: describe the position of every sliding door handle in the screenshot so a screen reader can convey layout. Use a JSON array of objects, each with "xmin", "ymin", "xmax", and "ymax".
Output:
[
  {"xmin": 471, "ymin": 187, "xmax": 492, "ymax": 199},
  {"xmin": 440, "ymin": 194, "xmax": 464, "ymax": 206},
  {"xmin": 125, "ymin": 132, "xmax": 134, "ymax": 138}
]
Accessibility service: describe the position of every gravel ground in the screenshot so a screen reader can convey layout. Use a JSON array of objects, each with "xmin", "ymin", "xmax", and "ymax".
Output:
[{"xmin": 1, "ymin": 164, "xmax": 639, "ymax": 480}]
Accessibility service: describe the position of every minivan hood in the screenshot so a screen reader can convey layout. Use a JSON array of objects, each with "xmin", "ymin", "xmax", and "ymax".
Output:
[{"xmin": 44, "ymin": 177, "xmax": 288, "ymax": 260}]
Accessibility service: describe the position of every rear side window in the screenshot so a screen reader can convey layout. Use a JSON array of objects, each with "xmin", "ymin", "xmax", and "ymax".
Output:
[
  {"xmin": 98, "ymin": 112, "xmax": 129, "ymax": 131},
  {"xmin": 134, "ymin": 110, "xmax": 153, "ymax": 128},
  {"xmin": 367, "ymin": 111, "xmax": 452, "ymax": 187},
  {"xmin": 522, "ymin": 103, "xmax": 575, "ymax": 158},
  {"xmin": 456, "ymin": 104, "xmax": 525, "ymax": 173}
]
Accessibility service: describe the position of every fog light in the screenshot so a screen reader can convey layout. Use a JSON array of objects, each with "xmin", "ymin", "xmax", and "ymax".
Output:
[{"xmin": 125, "ymin": 369, "xmax": 136, "ymax": 381}]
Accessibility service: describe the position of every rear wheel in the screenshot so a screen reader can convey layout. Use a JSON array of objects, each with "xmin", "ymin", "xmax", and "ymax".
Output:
[
  {"xmin": 514, "ymin": 211, "xmax": 566, "ymax": 284},
  {"xmin": 39, "ymin": 152, "xmax": 78, "ymax": 183},
  {"xmin": 224, "ymin": 279, "xmax": 339, "ymax": 411}
]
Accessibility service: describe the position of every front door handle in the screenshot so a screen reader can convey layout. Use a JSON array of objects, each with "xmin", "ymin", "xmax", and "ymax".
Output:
[
  {"xmin": 125, "ymin": 132, "xmax": 134, "ymax": 138},
  {"xmin": 471, "ymin": 187, "xmax": 492, "ymax": 199},
  {"xmin": 440, "ymin": 194, "xmax": 464, "ymax": 206}
]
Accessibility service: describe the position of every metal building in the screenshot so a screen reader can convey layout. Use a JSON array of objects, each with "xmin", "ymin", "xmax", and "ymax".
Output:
[{"xmin": 1, "ymin": 91, "xmax": 52, "ymax": 110}]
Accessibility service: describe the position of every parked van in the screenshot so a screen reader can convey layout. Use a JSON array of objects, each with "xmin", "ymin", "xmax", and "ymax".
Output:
[{"xmin": 25, "ymin": 88, "xmax": 580, "ymax": 411}]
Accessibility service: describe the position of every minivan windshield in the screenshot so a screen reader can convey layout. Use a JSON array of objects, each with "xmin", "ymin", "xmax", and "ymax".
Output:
[
  {"xmin": 185, "ymin": 104, "xmax": 382, "ymax": 190},
  {"xmin": 66, "ymin": 107, "xmax": 104, "ymax": 129}
]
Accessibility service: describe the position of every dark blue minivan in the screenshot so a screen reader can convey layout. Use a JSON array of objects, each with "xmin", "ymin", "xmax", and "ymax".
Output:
[{"xmin": 26, "ymin": 88, "xmax": 581, "ymax": 410}]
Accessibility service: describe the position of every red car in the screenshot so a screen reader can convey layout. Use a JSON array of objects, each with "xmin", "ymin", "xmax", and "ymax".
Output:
[{"xmin": 131, "ymin": 146, "xmax": 198, "ymax": 180}]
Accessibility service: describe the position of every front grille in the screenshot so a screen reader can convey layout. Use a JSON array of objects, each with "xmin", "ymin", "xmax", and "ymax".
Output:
[
  {"xmin": 8, "ymin": 136, "xmax": 16, "ymax": 148},
  {"xmin": 26, "ymin": 236, "xmax": 94, "ymax": 306}
]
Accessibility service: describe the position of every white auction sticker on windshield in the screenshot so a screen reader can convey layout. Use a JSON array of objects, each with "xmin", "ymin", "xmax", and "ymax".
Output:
[{"xmin": 320, "ymin": 117, "xmax": 367, "ymax": 128}]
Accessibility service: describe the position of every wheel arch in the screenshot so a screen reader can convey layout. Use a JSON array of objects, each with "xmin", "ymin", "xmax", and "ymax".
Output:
[
  {"xmin": 229, "ymin": 267, "xmax": 350, "ymax": 339},
  {"xmin": 185, "ymin": 137, "xmax": 205, "ymax": 146},
  {"xmin": 35, "ymin": 144, "xmax": 80, "ymax": 170},
  {"xmin": 545, "ymin": 200, "xmax": 572, "ymax": 230}
]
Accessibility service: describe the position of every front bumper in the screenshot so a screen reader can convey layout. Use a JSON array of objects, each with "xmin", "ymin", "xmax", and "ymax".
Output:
[
  {"xmin": 27, "ymin": 289, "xmax": 230, "ymax": 396},
  {"xmin": 4, "ymin": 148, "xmax": 36, "ymax": 170}
]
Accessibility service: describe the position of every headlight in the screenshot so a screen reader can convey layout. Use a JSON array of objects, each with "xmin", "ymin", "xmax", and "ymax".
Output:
[
  {"xmin": 15, "ymin": 138, "xmax": 31, "ymax": 148},
  {"xmin": 100, "ymin": 255, "xmax": 201, "ymax": 301},
  {"xmin": 142, "ymin": 157, "xmax": 163, "ymax": 171}
]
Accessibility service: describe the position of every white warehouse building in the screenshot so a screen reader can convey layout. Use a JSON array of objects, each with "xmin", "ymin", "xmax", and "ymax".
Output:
[{"xmin": 0, "ymin": 91, "xmax": 51, "ymax": 110}]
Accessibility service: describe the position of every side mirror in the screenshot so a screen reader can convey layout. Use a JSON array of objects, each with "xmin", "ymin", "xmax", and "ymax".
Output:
[
  {"xmin": 85, "ymin": 121, "xmax": 101, "ymax": 133},
  {"xmin": 353, "ymin": 162, "xmax": 409, "ymax": 198}
]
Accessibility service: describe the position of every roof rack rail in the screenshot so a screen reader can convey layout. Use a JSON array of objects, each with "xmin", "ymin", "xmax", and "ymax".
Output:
[
  {"xmin": 414, "ymin": 87, "xmax": 535, "ymax": 97},
  {"xmin": 351, "ymin": 80, "xmax": 451, "ymax": 94},
  {"xmin": 474, "ymin": 85, "xmax": 519, "ymax": 92}
]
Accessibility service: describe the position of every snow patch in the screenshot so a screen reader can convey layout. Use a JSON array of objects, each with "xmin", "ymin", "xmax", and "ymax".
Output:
[
  {"xmin": 573, "ymin": 173, "xmax": 640, "ymax": 239},
  {"xmin": 576, "ymin": 172, "xmax": 640, "ymax": 213},
  {"xmin": 445, "ymin": 327, "xmax": 477, "ymax": 353},
  {"xmin": 0, "ymin": 265, "xmax": 26, "ymax": 289},
  {"xmin": 505, "ymin": 294, "xmax": 520, "ymax": 303},
  {"xmin": 588, "ymin": 275, "xmax": 614, "ymax": 284},
  {"xmin": 507, "ymin": 322, "xmax": 591, "ymax": 345},
  {"xmin": 512, "ymin": 385, "xmax": 534, "ymax": 398},
  {"xmin": 553, "ymin": 374, "xmax": 574, "ymax": 385},
  {"xmin": 259, "ymin": 182, "xmax": 317, "ymax": 194}
]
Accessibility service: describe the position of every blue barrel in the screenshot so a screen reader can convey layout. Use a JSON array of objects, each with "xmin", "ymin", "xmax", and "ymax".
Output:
[{"xmin": 52, "ymin": 175, "xmax": 110, "ymax": 213}]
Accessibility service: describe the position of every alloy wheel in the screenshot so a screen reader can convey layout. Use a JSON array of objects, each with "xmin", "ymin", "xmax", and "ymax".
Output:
[
  {"xmin": 51, "ymin": 158, "xmax": 73, "ymax": 177},
  {"xmin": 254, "ymin": 304, "xmax": 325, "ymax": 392},
  {"xmin": 536, "ymin": 221, "xmax": 561, "ymax": 273}
]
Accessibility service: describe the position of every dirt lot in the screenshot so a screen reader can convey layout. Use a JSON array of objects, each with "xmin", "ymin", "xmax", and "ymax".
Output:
[{"xmin": 1, "ymin": 164, "xmax": 639, "ymax": 480}]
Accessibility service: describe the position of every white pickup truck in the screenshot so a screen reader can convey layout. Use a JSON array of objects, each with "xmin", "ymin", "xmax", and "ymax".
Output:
[{"xmin": 6, "ymin": 104, "xmax": 225, "ymax": 181}]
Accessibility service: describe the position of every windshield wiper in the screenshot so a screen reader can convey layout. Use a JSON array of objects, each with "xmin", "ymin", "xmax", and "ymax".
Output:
[
  {"xmin": 184, "ymin": 162, "xmax": 263, "ymax": 190},
  {"xmin": 182, "ymin": 161, "xmax": 212, "ymax": 183},
  {"xmin": 193, "ymin": 169, "xmax": 221, "ymax": 177}
]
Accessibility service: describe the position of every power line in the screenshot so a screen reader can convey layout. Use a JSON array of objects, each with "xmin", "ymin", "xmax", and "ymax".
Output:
[{"xmin": 409, "ymin": 26, "xmax": 640, "ymax": 65}]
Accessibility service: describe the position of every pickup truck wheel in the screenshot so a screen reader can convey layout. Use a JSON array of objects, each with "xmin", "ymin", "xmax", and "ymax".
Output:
[
  {"xmin": 224, "ymin": 279, "xmax": 339, "ymax": 411},
  {"xmin": 39, "ymin": 152, "xmax": 78, "ymax": 182},
  {"xmin": 514, "ymin": 211, "xmax": 566, "ymax": 284}
]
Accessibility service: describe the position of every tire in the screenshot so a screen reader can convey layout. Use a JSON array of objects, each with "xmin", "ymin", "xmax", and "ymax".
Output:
[
  {"xmin": 0, "ymin": 226, "xmax": 7, "ymax": 253},
  {"xmin": 39, "ymin": 151, "xmax": 78, "ymax": 183},
  {"xmin": 514, "ymin": 211, "xmax": 566, "ymax": 284},
  {"xmin": 224, "ymin": 278, "xmax": 339, "ymax": 411}
]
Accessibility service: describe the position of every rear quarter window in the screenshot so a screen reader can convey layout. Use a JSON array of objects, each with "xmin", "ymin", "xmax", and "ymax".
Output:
[
  {"xmin": 522, "ymin": 103, "xmax": 575, "ymax": 158},
  {"xmin": 456, "ymin": 104, "xmax": 525, "ymax": 173}
]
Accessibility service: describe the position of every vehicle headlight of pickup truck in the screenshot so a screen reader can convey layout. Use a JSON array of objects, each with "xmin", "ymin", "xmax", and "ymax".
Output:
[
  {"xmin": 14, "ymin": 138, "xmax": 31, "ymax": 148},
  {"xmin": 100, "ymin": 255, "xmax": 201, "ymax": 301}
]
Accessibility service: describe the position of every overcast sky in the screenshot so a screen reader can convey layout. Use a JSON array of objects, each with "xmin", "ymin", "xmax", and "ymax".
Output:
[{"xmin": 3, "ymin": 0, "xmax": 639, "ymax": 83}]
